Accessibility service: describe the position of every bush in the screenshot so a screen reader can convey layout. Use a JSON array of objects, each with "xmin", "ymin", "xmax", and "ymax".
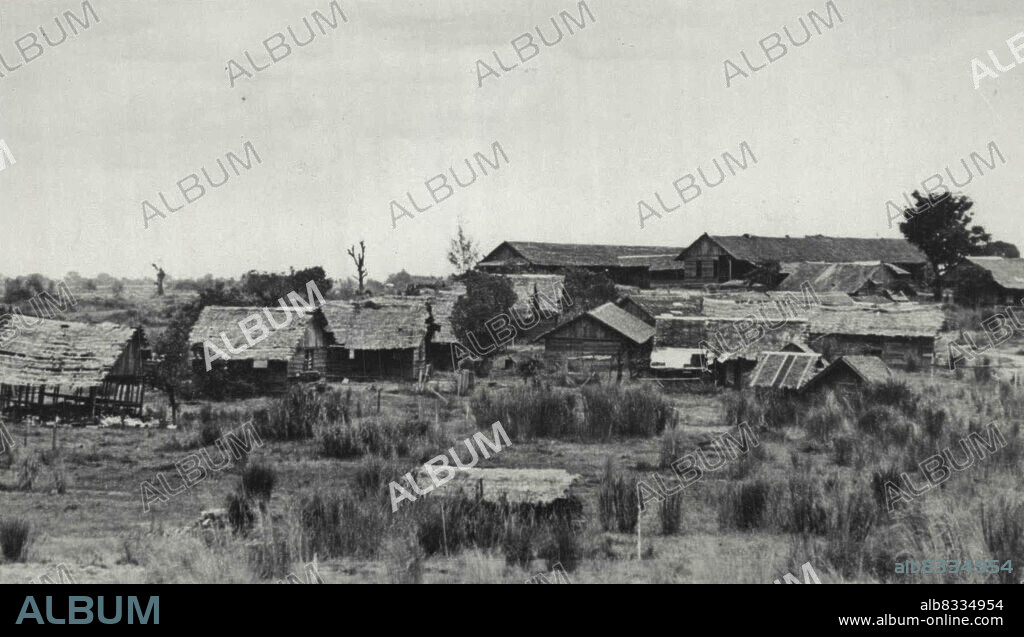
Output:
[
  {"xmin": 981, "ymin": 498, "xmax": 1024, "ymax": 584},
  {"xmin": 0, "ymin": 519, "xmax": 32, "ymax": 561},
  {"xmin": 471, "ymin": 383, "xmax": 672, "ymax": 442},
  {"xmin": 317, "ymin": 425, "xmax": 362, "ymax": 460},
  {"xmin": 596, "ymin": 459, "xmax": 639, "ymax": 532},
  {"xmin": 225, "ymin": 491, "xmax": 255, "ymax": 535},
  {"xmin": 718, "ymin": 479, "xmax": 773, "ymax": 531},
  {"xmin": 300, "ymin": 492, "xmax": 385, "ymax": 558},
  {"xmin": 538, "ymin": 518, "xmax": 582, "ymax": 571},
  {"xmin": 241, "ymin": 460, "xmax": 276, "ymax": 502},
  {"xmin": 659, "ymin": 492, "xmax": 683, "ymax": 535}
]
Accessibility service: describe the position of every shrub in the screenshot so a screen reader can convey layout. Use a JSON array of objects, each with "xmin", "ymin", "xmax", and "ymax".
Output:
[
  {"xmin": 718, "ymin": 479, "xmax": 773, "ymax": 531},
  {"xmin": 659, "ymin": 492, "xmax": 683, "ymax": 535},
  {"xmin": 317, "ymin": 425, "xmax": 362, "ymax": 460},
  {"xmin": 538, "ymin": 518, "xmax": 582, "ymax": 571},
  {"xmin": 225, "ymin": 491, "xmax": 255, "ymax": 535},
  {"xmin": 659, "ymin": 428, "xmax": 686, "ymax": 469},
  {"xmin": 300, "ymin": 492, "xmax": 385, "ymax": 558},
  {"xmin": 783, "ymin": 474, "xmax": 828, "ymax": 535},
  {"xmin": 198, "ymin": 420, "xmax": 221, "ymax": 447},
  {"xmin": 0, "ymin": 519, "xmax": 32, "ymax": 562},
  {"xmin": 981, "ymin": 498, "xmax": 1024, "ymax": 585},
  {"xmin": 597, "ymin": 459, "xmax": 639, "ymax": 532},
  {"xmin": 241, "ymin": 460, "xmax": 276, "ymax": 502},
  {"xmin": 821, "ymin": 480, "xmax": 878, "ymax": 578}
]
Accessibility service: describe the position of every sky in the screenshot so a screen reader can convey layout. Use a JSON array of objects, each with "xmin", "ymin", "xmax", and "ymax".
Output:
[{"xmin": 0, "ymin": 0, "xmax": 1022, "ymax": 282}]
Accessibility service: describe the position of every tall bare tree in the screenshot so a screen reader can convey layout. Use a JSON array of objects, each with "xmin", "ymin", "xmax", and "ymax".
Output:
[
  {"xmin": 348, "ymin": 241, "xmax": 368, "ymax": 294},
  {"xmin": 152, "ymin": 264, "xmax": 166, "ymax": 296},
  {"xmin": 447, "ymin": 221, "xmax": 479, "ymax": 275}
]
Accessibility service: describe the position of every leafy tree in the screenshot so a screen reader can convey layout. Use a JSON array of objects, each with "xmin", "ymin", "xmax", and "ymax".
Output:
[
  {"xmin": 898, "ymin": 191, "xmax": 990, "ymax": 300},
  {"xmin": 972, "ymin": 240, "xmax": 1020, "ymax": 258},
  {"xmin": 111, "ymin": 280, "xmax": 126, "ymax": 298},
  {"xmin": 562, "ymin": 268, "xmax": 617, "ymax": 314},
  {"xmin": 447, "ymin": 221, "xmax": 479, "ymax": 274},
  {"xmin": 451, "ymin": 271, "xmax": 516, "ymax": 356},
  {"xmin": 386, "ymin": 270, "xmax": 414, "ymax": 293},
  {"xmin": 239, "ymin": 266, "xmax": 332, "ymax": 306}
]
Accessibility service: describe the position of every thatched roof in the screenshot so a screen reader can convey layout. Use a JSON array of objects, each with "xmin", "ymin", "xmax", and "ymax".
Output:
[
  {"xmin": 480, "ymin": 241, "xmax": 681, "ymax": 268},
  {"xmin": 0, "ymin": 316, "xmax": 139, "ymax": 389},
  {"xmin": 416, "ymin": 467, "xmax": 581, "ymax": 505},
  {"xmin": 964, "ymin": 257, "xmax": 1024, "ymax": 291},
  {"xmin": 322, "ymin": 298, "xmax": 430, "ymax": 350},
  {"xmin": 776, "ymin": 262, "xmax": 908, "ymax": 294},
  {"xmin": 689, "ymin": 234, "xmax": 926, "ymax": 264},
  {"xmin": 748, "ymin": 352, "xmax": 825, "ymax": 390},
  {"xmin": 809, "ymin": 305, "xmax": 944, "ymax": 339},
  {"xmin": 426, "ymin": 293, "xmax": 459, "ymax": 344},
  {"xmin": 654, "ymin": 315, "xmax": 809, "ymax": 361},
  {"xmin": 188, "ymin": 306, "xmax": 317, "ymax": 361}
]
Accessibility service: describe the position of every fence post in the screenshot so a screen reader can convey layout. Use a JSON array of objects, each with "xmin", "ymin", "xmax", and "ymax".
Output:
[{"xmin": 636, "ymin": 483, "xmax": 643, "ymax": 561}]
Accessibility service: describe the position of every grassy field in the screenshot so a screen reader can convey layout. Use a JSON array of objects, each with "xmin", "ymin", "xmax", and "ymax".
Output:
[{"xmin": 1, "ymin": 365, "xmax": 1022, "ymax": 584}]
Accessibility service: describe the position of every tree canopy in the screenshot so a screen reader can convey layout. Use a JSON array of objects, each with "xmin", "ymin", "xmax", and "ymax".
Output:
[
  {"xmin": 898, "ymin": 191, "xmax": 990, "ymax": 299},
  {"xmin": 450, "ymin": 271, "xmax": 517, "ymax": 355}
]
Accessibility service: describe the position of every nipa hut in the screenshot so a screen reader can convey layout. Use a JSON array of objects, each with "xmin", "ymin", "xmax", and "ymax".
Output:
[
  {"xmin": 188, "ymin": 306, "xmax": 331, "ymax": 392},
  {"xmin": 808, "ymin": 305, "xmax": 943, "ymax": 368},
  {"xmin": 0, "ymin": 317, "xmax": 147, "ymax": 418},
  {"xmin": 321, "ymin": 298, "xmax": 434, "ymax": 380}
]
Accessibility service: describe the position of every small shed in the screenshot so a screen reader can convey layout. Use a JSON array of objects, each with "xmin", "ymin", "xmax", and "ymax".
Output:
[
  {"xmin": 802, "ymin": 355, "xmax": 892, "ymax": 395},
  {"xmin": 947, "ymin": 257, "xmax": 1024, "ymax": 306},
  {"xmin": 0, "ymin": 317, "xmax": 147, "ymax": 418},
  {"xmin": 188, "ymin": 306, "xmax": 331, "ymax": 392}
]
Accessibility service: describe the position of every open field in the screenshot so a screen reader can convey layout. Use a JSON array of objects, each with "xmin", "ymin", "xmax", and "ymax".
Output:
[{"xmin": 2, "ymin": 363, "xmax": 1022, "ymax": 584}]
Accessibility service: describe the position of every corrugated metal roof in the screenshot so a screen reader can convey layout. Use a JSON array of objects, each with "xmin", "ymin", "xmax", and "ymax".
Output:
[{"xmin": 748, "ymin": 352, "xmax": 825, "ymax": 390}]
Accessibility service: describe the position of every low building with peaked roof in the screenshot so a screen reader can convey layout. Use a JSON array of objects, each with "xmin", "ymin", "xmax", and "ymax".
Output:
[
  {"xmin": 947, "ymin": 256, "xmax": 1024, "ymax": 306},
  {"xmin": 0, "ymin": 316, "xmax": 147, "ymax": 417},
  {"xmin": 538, "ymin": 301, "xmax": 655, "ymax": 375},
  {"xmin": 775, "ymin": 262, "xmax": 914, "ymax": 297},
  {"xmin": 808, "ymin": 305, "xmax": 943, "ymax": 368},
  {"xmin": 676, "ymin": 233, "xmax": 927, "ymax": 288},
  {"xmin": 321, "ymin": 298, "xmax": 435, "ymax": 380},
  {"xmin": 803, "ymin": 355, "xmax": 893, "ymax": 395},
  {"xmin": 476, "ymin": 240, "xmax": 685, "ymax": 288},
  {"xmin": 188, "ymin": 306, "xmax": 332, "ymax": 392}
]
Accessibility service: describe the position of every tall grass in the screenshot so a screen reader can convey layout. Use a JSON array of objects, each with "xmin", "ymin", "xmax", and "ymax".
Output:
[
  {"xmin": 0, "ymin": 518, "xmax": 32, "ymax": 562},
  {"xmin": 981, "ymin": 498, "xmax": 1024, "ymax": 584},
  {"xmin": 597, "ymin": 459, "xmax": 639, "ymax": 532},
  {"xmin": 471, "ymin": 383, "xmax": 672, "ymax": 442}
]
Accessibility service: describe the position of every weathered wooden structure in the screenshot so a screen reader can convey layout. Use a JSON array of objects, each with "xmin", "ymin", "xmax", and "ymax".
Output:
[
  {"xmin": 775, "ymin": 261, "xmax": 916, "ymax": 297},
  {"xmin": 0, "ymin": 317, "xmax": 146, "ymax": 418},
  {"xmin": 321, "ymin": 298, "xmax": 433, "ymax": 380},
  {"xmin": 803, "ymin": 355, "xmax": 893, "ymax": 396},
  {"xmin": 538, "ymin": 302, "xmax": 655, "ymax": 375},
  {"xmin": 808, "ymin": 305, "xmax": 943, "ymax": 368},
  {"xmin": 188, "ymin": 306, "xmax": 331, "ymax": 392},
  {"xmin": 476, "ymin": 241, "xmax": 685, "ymax": 288},
  {"xmin": 676, "ymin": 234, "xmax": 928, "ymax": 288},
  {"xmin": 653, "ymin": 315, "xmax": 810, "ymax": 387},
  {"xmin": 947, "ymin": 257, "xmax": 1024, "ymax": 306}
]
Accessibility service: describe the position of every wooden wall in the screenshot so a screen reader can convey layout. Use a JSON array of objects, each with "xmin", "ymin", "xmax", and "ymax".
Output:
[{"xmin": 814, "ymin": 335, "xmax": 934, "ymax": 368}]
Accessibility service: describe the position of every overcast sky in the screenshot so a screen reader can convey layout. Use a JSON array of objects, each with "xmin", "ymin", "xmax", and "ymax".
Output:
[{"xmin": 1, "ymin": 0, "xmax": 1021, "ymax": 282}]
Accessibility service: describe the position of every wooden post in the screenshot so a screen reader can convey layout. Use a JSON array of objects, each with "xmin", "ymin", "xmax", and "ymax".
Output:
[
  {"xmin": 377, "ymin": 388, "xmax": 382, "ymax": 414},
  {"xmin": 636, "ymin": 483, "xmax": 643, "ymax": 561}
]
